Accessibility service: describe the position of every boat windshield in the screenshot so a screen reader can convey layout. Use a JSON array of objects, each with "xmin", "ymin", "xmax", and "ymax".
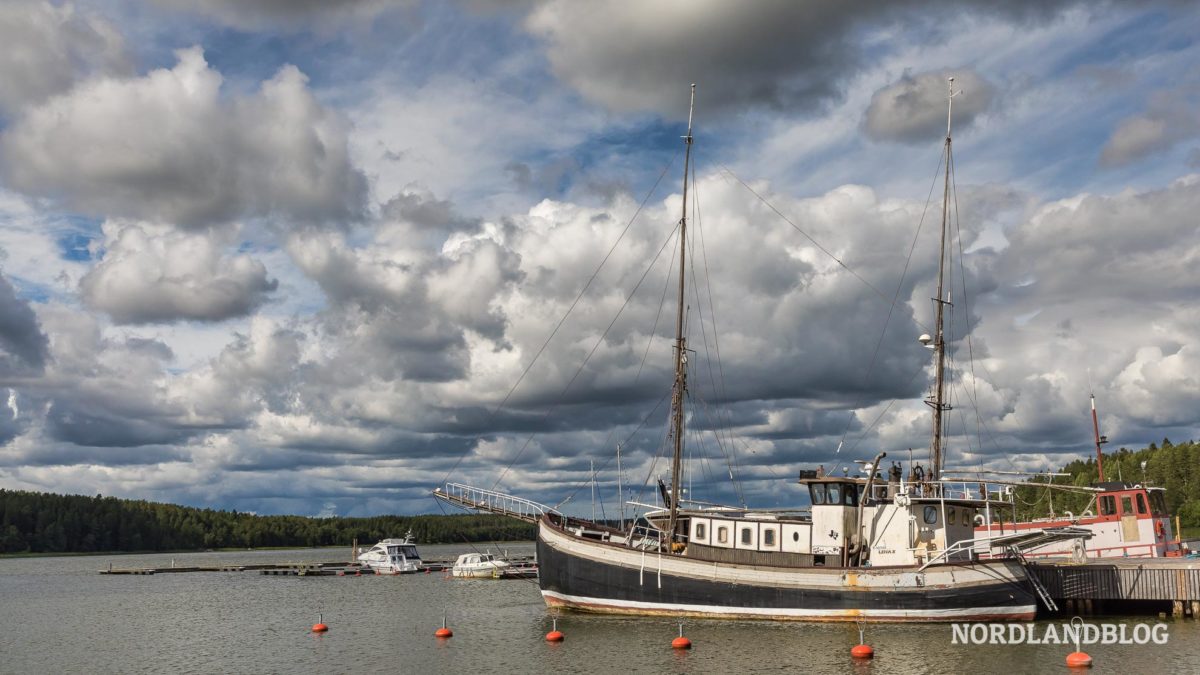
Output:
[{"xmin": 402, "ymin": 546, "xmax": 419, "ymax": 558}]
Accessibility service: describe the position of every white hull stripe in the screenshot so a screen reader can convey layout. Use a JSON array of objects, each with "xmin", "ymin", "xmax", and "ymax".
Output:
[{"xmin": 541, "ymin": 590, "xmax": 1035, "ymax": 620}]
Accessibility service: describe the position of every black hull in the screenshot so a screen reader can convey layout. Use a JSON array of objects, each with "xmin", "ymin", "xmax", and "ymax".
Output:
[{"xmin": 537, "ymin": 526, "xmax": 1036, "ymax": 622}]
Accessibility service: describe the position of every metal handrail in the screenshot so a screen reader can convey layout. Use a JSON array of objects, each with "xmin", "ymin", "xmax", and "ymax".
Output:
[{"xmin": 433, "ymin": 482, "xmax": 561, "ymax": 523}]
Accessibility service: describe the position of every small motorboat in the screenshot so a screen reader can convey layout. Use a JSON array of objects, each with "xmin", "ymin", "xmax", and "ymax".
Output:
[
  {"xmin": 451, "ymin": 552, "xmax": 511, "ymax": 578},
  {"xmin": 357, "ymin": 531, "xmax": 422, "ymax": 574}
]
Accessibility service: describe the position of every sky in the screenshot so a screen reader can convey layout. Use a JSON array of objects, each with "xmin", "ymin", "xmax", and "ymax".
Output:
[{"xmin": 0, "ymin": 0, "xmax": 1198, "ymax": 517}]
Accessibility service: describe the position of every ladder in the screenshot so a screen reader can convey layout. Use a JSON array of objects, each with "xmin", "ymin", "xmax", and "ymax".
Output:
[{"xmin": 1009, "ymin": 546, "xmax": 1059, "ymax": 612}]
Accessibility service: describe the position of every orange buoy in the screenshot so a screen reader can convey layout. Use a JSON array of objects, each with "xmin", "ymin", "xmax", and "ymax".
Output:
[
  {"xmin": 435, "ymin": 610, "xmax": 453, "ymax": 638},
  {"xmin": 546, "ymin": 618, "xmax": 564, "ymax": 642},
  {"xmin": 672, "ymin": 623, "xmax": 692, "ymax": 649},
  {"xmin": 311, "ymin": 613, "xmax": 329, "ymax": 633},
  {"xmin": 850, "ymin": 644, "xmax": 874, "ymax": 659},
  {"xmin": 1065, "ymin": 652, "xmax": 1093, "ymax": 668}
]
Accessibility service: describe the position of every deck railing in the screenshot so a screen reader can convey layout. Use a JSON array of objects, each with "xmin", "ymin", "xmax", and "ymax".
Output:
[{"xmin": 433, "ymin": 482, "xmax": 561, "ymax": 524}]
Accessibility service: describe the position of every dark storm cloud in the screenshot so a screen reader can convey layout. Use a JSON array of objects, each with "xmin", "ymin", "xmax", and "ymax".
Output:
[
  {"xmin": 149, "ymin": 0, "xmax": 410, "ymax": 30},
  {"xmin": 525, "ymin": 0, "xmax": 1109, "ymax": 118},
  {"xmin": 0, "ymin": 272, "xmax": 49, "ymax": 375}
]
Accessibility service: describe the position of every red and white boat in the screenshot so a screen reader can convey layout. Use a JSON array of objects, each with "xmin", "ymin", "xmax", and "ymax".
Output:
[
  {"xmin": 973, "ymin": 396, "xmax": 1183, "ymax": 559},
  {"xmin": 975, "ymin": 481, "xmax": 1180, "ymax": 559}
]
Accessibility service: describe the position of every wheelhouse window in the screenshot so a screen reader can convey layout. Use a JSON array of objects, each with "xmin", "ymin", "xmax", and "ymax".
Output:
[
  {"xmin": 695, "ymin": 523, "xmax": 707, "ymax": 541},
  {"xmin": 827, "ymin": 484, "xmax": 842, "ymax": 505},
  {"xmin": 810, "ymin": 483, "xmax": 827, "ymax": 505},
  {"xmin": 947, "ymin": 507, "xmax": 956, "ymax": 524},
  {"xmin": 962, "ymin": 510, "xmax": 971, "ymax": 526},
  {"xmin": 843, "ymin": 486, "xmax": 857, "ymax": 507},
  {"xmin": 1121, "ymin": 496, "xmax": 1133, "ymax": 515},
  {"xmin": 763, "ymin": 529, "xmax": 776, "ymax": 547},
  {"xmin": 923, "ymin": 506, "xmax": 938, "ymax": 524},
  {"xmin": 1151, "ymin": 491, "xmax": 1168, "ymax": 516},
  {"xmin": 717, "ymin": 526, "xmax": 728, "ymax": 544},
  {"xmin": 1136, "ymin": 494, "xmax": 1147, "ymax": 515},
  {"xmin": 1100, "ymin": 495, "xmax": 1117, "ymax": 516},
  {"xmin": 741, "ymin": 527, "xmax": 753, "ymax": 545}
]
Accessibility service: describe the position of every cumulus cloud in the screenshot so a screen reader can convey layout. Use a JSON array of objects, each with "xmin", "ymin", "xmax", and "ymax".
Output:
[
  {"xmin": 1099, "ymin": 85, "xmax": 1200, "ymax": 167},
  {"xmin": 80, "ymin": 221, "xmax": 277, "ymax": 324},
  {"xmin": 0, "ymin": 47, "xmax": 367, "ymax": 228},
  {"xmin": 525, "ymin": 0, "xmax": 1087, "ymax": 117},
  {"xmin": 0, "ymin": 1, "xmax": 131, "ymax": 116},
  {"xmin": 863, "ymin": 69, "xmax": 995, "ymax": 143}
]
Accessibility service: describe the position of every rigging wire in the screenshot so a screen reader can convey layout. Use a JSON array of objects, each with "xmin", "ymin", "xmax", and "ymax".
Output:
[
  {"xmin": 490, "ymin": 218, "xmax": 684, "ymax": 492},
  {"xmin": 834, "ymin": 149, "xmax": 946, "ymax": 453},
  {"xmin": 438, "ymin": 149, "xmax": 681, "ymax": 488},
  {"xmin": 719, "ymin": 164, "xmax": 932, "ymax": 335}
]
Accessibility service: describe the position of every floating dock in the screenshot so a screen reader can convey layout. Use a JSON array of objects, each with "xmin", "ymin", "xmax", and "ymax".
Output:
[
  {"xmin": 1030, "ymin": 557, "xmax": 1200, "ymax": 617},
  {"xmin": 98, "ymin": 555, "xmax": 537, "ymax": 578}
]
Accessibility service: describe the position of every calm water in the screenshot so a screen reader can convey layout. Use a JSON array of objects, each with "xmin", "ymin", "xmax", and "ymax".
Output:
[{"xmin": 1, "ymin": 544, "xmax": 1198, "ymax": 674}]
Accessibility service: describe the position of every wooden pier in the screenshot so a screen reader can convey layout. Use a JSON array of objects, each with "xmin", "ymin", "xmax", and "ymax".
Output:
[{"xmin": 1030, "ymin": 557, "xmax": 1200, "ymax": 617}]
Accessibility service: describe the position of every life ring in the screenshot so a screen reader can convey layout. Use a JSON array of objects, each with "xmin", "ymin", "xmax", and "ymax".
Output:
[{"xmin": 1155, "ymin": 521, "xmax": 1166, "ymax": 539}]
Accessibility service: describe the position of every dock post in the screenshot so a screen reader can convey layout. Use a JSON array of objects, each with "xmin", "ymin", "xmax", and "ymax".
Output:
[
  {"xmin": 1173, "ymin": 601, "xmax": 1185, "ymax": 618},
  {"xmin": 1191, "ymin": 601, "xmax": 1200, "ymax": 619}
]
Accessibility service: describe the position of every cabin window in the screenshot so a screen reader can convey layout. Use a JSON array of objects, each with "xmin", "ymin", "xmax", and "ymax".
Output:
[
  {"xmin": 947, "ymin": 507, "xmax": 956, "ymax": 524},
  {"xmin": 1151, "ymin": 492, "xmax": 1168, "ymax": 516},
  {"xmin": 827, "ymin": 484, "xmax": 842, "ymax": 505},
  {"xmin": 717, "ymin": 527, "xmax": 728, "ymax": 544},
  {"xmin": 923, "ymin": 506, "xmax": 938, "ymax": 524},
  {"xmin": 962, "ymin": 510, "xmax": 971, "ymax": 526},
  {"xmin": 695, "ymin": 523, "xmax": 707, "ymax": 541},
  {"xmin": 741, "ymin": 527, "xmax": 753, "ymax": 545},
  {"xmin": 1121, "ymin": 496, "xmax": 1133, "ymax": 516},
  {"xmin": 810, "ymin": 483, "xmax": 827, "ymax": 505},
  {"xmin": 1136, "ymin": 494, "xmax": 1147, "ymax": 515},
  {"xmin": 843, "ymin": 486, "xmax": 857, "ymax": 507},
  {"xmin": 1100, "ymin": 495, "xmax": 1117, "ymax": 516},
  {"xmin": 763, "ymin": 529, "xmax": 776, "ymax": 547}
]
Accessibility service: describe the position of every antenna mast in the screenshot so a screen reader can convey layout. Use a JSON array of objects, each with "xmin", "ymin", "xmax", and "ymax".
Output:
[
  {"xmin": 927, "ymin": 77, "xmax": 957, "ymax": 485},
  {"xmin": 1091, "ymin": 394, "xmax": 1108, "ymax": 482},
  {"xmin": 667, "ymin": 84, "xmax": 696, "ymax": 545}
]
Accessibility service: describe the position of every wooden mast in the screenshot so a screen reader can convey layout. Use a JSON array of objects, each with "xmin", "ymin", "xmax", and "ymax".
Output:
[
  {"xmin": 666, "ymin": 84, "xmax": 696, "ymax": 544},
  {"xmin": 928, "ymin": 77, "xmax": 957, "ymax": 484}
]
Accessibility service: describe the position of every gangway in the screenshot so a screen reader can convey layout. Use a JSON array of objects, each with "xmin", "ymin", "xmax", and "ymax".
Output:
[{"xmin": 433, "ymin": 482, "xmax": 560, "ymax": 524}]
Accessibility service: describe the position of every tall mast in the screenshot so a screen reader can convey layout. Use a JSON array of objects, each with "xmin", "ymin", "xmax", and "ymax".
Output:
[
  {"xmin": 928, "ymin": 77, "xmax": 956, "ymax": 484},
  {"xmin": 1091, "ymin": 394, "xmax": 1107, "ymax": 482},
  {"xmin": 666, "ymin": 84, "xmax": 696, "ymax": 544}
]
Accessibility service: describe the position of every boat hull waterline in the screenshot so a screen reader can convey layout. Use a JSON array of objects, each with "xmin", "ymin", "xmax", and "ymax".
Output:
[{"xmin": 537, "ymin": 523, "xmax": 1036, "ymax": 622}]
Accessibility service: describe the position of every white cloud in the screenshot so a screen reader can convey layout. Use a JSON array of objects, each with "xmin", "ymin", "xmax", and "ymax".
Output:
[
  {"xmin": 80, "ymin": 220, "xmax": 277, "ymax": 324},
  {"xmin": 0, "ymin": 47, "xmax": 367, "ymax": 228},
  {"xmin": 863, "ymin": 69, "xmax": 995, "ymax": 143},
  {"xmin": 0, "ymin": 0, "xmax": 131, "ymax": 115}
]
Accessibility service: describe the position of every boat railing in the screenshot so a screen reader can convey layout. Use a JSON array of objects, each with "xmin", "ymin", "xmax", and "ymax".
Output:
[{"xmin": 433, "ymin": 482, "xmax": 561, "ymax": 524}]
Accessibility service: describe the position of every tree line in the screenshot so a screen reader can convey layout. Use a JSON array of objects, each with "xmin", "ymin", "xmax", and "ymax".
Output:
[
  {"xmin": 0, "ymin": 490, "xmax": 534, "ymax": 554},
  {"xmin": 1013, "ymin": 438, "xmax": 1200, "ymax": 525}
]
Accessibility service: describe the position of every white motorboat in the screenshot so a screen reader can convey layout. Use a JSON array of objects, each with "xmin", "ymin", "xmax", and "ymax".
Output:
[
  {"xmin": 357, "ymin": 532, "xmax": 422, "ymax": 574},
  {"xmin": 451, "ymin": 551, "xmax": 511, "ymax": 578}
]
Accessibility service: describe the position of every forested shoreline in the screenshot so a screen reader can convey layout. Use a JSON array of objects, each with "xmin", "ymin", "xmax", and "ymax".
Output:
[{"xmin": 0, "ymin": 490, "xmax": 533, "ymax": 554}]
